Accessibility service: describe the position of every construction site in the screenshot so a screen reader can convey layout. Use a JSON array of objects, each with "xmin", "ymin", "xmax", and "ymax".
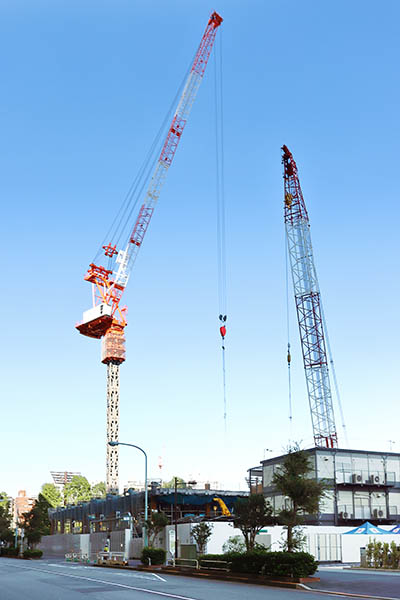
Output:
[{"xmin": 14, "ymin": 9, "xmax": 393, "ymax": 567}]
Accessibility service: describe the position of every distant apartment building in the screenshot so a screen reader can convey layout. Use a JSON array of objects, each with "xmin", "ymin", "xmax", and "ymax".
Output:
[{"xmin": 13, "ymin": 490, "xmax": 36, "ymax": 526}]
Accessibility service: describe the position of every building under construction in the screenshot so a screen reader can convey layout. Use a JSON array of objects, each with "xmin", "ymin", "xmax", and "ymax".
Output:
[{"xmin": 48, "ymin": 486, "xmax": 247, "ymax": 536}]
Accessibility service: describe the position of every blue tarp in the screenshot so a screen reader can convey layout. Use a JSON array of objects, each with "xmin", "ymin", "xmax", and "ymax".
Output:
[
  {"xmin": 389, "ymin": 525, "xmax": 400, "ymax": 534},
  {"xmin": 344, "ymin": 521, "xmax": 390, "ymax": 535}
]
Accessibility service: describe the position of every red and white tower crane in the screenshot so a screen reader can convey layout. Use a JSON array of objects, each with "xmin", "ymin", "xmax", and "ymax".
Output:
[
  {"xmin": 76, "ymin": 12, "xmax": 223, "ymax": 493},
  {"xmin": 282, "ymin": 145, "xmax": 338, "ymax": 448}
]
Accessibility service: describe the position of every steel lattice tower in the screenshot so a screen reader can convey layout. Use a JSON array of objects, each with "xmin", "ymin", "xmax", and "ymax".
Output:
[
  {"xmin": 76, "ymin": 13, "xmax": 223, "ymax": 493},
  {"xmin": 282, "ymin": 145, "xmax": 338, "ymax": 448}
]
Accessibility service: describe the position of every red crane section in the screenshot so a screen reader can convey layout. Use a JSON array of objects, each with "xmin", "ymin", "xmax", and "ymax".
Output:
[{"xmin": 76, "ymin": 12, "xmax": 223, "ymax": 364}]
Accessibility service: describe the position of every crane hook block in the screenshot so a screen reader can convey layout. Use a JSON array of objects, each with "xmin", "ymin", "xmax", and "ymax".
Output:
[{"xmin": 220, "ymin": 326, "xmax": 226, "ymax": 338}]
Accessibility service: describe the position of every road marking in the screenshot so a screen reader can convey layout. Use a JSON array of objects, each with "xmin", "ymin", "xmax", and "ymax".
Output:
[
  {"xmin": 151, "ymin": 572, "xmax": 167, "ymax": 582},
  {"xmin": 299, "ymin": 583, "xmax": 399, "ymax": 600},
  {"xmin": 44, "ymin": 562, "xmax": 164, "ymax": 580},
  {"xmin": 3, "ymin": 563, "xmax": 197, "ymax": 599}
]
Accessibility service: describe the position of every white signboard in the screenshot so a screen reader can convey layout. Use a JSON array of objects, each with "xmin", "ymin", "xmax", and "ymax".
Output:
[{"xmin": 168, "ymin": 529, "xmax": 176, "ymax": 555}]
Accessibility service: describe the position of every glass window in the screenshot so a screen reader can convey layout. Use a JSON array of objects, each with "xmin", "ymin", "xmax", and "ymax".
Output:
[
  {"xmin": 319, "ymin": 491, "xmax": 334, "ymax": 514},
  {"xmin": 263, "ymin": 465, "xmax": 274, "ymax": 487},
  {"xmin": 389, "ymin": 492, "xmax": 400, "ymax": 517},
  {"xmin": 316, "ymin": 453, "xmax": 334, "ymax": 479},
  {"xmin": 387, "ymin": 458, "xmax": 400, "ymax": 483}
]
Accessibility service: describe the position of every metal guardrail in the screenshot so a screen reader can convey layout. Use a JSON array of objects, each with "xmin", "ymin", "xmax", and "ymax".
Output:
[
  {"xmin": 198, "ymin": 559, "xmax": 229, "ymax": 572},
  {"xmin": 168, "ymin": 558, "xmax": 229, "ymax": 572}
]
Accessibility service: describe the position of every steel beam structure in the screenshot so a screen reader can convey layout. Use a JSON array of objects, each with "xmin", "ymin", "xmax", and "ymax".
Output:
[
  {"xmin": 282, "ymin": 145, "xmax": 338, "ymax": 448},
  {"xmin": 106, "ymin": 361, "xmax": 120, "ymax": 493}
]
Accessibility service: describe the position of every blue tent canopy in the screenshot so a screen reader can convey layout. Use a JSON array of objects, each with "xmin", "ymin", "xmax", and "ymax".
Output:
[
  {"xmin": 344, "ymin": 521, "xmax": 390, "ymax": 535},
  {"xmin": 389, "ymin": 525, "xmax": 400, "ymax": 534}
]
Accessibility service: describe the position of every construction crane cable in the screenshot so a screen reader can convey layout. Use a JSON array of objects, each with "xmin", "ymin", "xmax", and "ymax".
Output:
[
  {"xmin": 320, "ymin": 301, "xmax": 349, "ymax": 446},
  {"xmin": 214, "ymin": 32, "xmax": 228, "ymax": 430},
  {"xmin": 285, "ymin": 239, "xmax": 293, "ymax": 428},
  {"xmin": 93, "ymin": 54, "xmax": 196, "ymax": 264}
]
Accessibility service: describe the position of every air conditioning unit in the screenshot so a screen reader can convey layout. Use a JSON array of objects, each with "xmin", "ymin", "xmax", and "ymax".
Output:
[
  {"xmin": 378, "ymin": 510, "xmax": 384, "ymax": 518},
  {"xmin": 352, "ymin": 473, "xmax": 363, "ymax": 483},
  {"xmin": 370, "ymin": 474, "xmax": 380, "ymax": 484},
  {"xmin": 339, "ymin": 511, "xmax": 349, "ymax": 519}
]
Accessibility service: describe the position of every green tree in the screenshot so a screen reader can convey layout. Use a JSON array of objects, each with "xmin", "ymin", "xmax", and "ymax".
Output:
[
  {"xmin": 91, "ymin": 482, "xmax": 106, "ymax": 499},
  {"xmin": 163, "ymin": 477, "xmax": 187, "ymax": 489},
  {"xmin": 41, "ymin": 483, "xmax": 62, "ymax": 508},
  {"xmin": 232, "ymin": 494, "xmax": 273, "ymax": 551},
  {"xmin": 191, "ymin": 522, "xmax": 213, "ymax": 554},
  {"xmin": 272, "ymin": 444, "xmax": 327, "ymax": 552},
  {"xmin": 145, "ymin": 512, "xmax": 168, "ymax": 546},
  {"xmin": 222, "ymin": 534, "xmax": 246, "ymax": 554},
  {"xmin": 0, "ymin": 495, "xmax": 13, "ymax": 544},
  {"xmin": 23, "ymin": 493, "xmax": 51, "ymax": 546},
  {"xmin": 64, "ymin": 476, "xmax": 92, "ymax": 505}
]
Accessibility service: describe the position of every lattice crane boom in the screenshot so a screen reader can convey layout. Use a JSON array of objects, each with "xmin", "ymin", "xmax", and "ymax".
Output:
[
  {"xmin": 282, "ymin": 145, "xmax": 338, "ymax": 449},
  {"xmin": 76, "ymin": 12, "xmax": 222, "ymax": 494},
  {"xmin": 76, "ymin": 11, "xmax": 223, "ymax": 359}
]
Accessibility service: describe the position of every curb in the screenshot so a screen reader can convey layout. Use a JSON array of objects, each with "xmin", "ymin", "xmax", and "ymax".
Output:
[{"xmin": 93, "ymin": 562, "xmax": 315, "ymax": 590}]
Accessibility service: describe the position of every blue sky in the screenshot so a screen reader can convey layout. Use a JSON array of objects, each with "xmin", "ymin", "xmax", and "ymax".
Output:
[{"xmin": 1, "ymin": 1, "xmax": 399, "ymax": 497}]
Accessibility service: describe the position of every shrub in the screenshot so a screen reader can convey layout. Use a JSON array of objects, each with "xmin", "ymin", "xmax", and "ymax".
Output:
[
  {"xmin": 141, "ymin": 546, "xmax": 166, "ymax": 565},
  {"xmin": 261, "ymin": 552, "xmax": 318, "ymax": 578},
  {"xmin": 23, "ymin": 549, "xmax": 43, "ymax": 559},
  {"xmin": 228, "ymin": 551, "xmax": 317, "ymax": 578},
  {"xmin": 1, "ymin": 547, "xmax": 19, "ymax": 557},
  {"xmin": 229, "ymin": 551, "xmax": 270, "ymax": 574}
]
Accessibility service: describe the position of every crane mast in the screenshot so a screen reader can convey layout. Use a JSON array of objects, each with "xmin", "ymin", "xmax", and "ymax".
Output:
[
  {"xmin": 76, "ymin": 12, "xmax": 223, "ymax": 493},
  {"xmin": 282, "ymin": 145, "xmax": 338, "ymax": 449}
]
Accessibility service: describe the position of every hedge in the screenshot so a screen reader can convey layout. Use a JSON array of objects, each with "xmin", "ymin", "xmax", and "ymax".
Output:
[
  {"xmin": 1, "ymin": 547, "xmax": 19, "ymax": 557},
  {"xmin": 199, "ymin": 551, "xmax": 318, "ymax": 578},
  {"xmin": 23, "ymin": 549, "xmax": 43, "ymax": 559},
  {"xmin": 141, "ymin": 547, "xmax": 166, "ymax": 565}
]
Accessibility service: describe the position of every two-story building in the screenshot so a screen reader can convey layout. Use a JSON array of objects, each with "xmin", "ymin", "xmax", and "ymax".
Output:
[{"xmin": 248, "ymin": 446, "xmax": 400, "ymax": 526}]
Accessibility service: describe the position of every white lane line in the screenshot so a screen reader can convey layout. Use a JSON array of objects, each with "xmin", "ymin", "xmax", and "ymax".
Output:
[
  {"xmin": 299, "ymin": 583, "xmax": 399, "ymax": 600},
  {"xmin": 151, "ymin": 573, "xmax": 167, "ymax": 582},
  {"xmin": 44, "ymin": 562, "xmax": 164, "ymax": 580},
  {"xmin": 3, "ymin": 563, "xmax": 197, "ymax": 600}
]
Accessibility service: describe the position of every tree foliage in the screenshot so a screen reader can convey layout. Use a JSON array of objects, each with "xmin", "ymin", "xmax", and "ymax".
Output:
[
  {"xmin": 41, "ymin": 483, "xmax": 62, "ymax": 508},
  {"xmin": 23, "ymin": 493, "xmax": 51, "ymax": 546},
  {"xmin": 145, "ymin": 512, "xmax": 168, "ymax": 546},
  {"xmin": 163, "ymin": 477, "xmax": 187, "ymax": 489},
  {"xmin": 64, "ymin": 476, "xmax": 92, "ymax": 504},
  {"xmin": 91, "ymin": 482, "xmax": 106, "ymax": 499},
  {"xmin": 222, "ymin": 534, "xmax": 246, "ymax": 554},
  {"xmin": 272, "ymin": 444, "xmax": 327, "ymax": 552},
  {"xmin": 233, "ymin": 494, "xmax": 273, "ymax": 551},
  {"xmin": 191, "ymin": 522, "xmax": 213, "ymax": 554},
  {"xmin": 0, "ymin": 494, "xmax": 13, "ymax": 544}
]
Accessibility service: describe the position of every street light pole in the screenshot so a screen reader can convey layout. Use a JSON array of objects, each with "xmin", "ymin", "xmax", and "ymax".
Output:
[
  {"xmin": 174, "ymin": 477, "xmax": 178, "ymax": 559},
  {"xmin": 108, "ymin": 441, "xmax": 148, "ymax": 547}
]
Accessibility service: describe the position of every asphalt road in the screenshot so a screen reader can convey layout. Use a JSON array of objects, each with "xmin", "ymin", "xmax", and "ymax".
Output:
[
  {"xmin": 2, "ymin": 558, "xmax": 400, "ymax": 599},
  {"xmin": 0, "ymin": 558, "xmax": 335, "ymax": 600},
  {"xmin": 309, "ymin": 566, "xmax": 400, "ymax": 598}
]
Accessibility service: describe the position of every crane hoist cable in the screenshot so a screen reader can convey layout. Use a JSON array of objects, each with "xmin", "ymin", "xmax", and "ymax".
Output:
[
  {"xmin": 320, "ymin": 302, "xmax": 349, "ymax": 446},
  {"xmin": 214, "ymin": 30, "xmax": 228, "ymax": 430},
  {"xmin": 285, "ymin": 238, "xmax": 293, "ymax": 433},
  {"xmin": 92, "ymin": 53, "xmax": 196, "ymax": 266}
]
